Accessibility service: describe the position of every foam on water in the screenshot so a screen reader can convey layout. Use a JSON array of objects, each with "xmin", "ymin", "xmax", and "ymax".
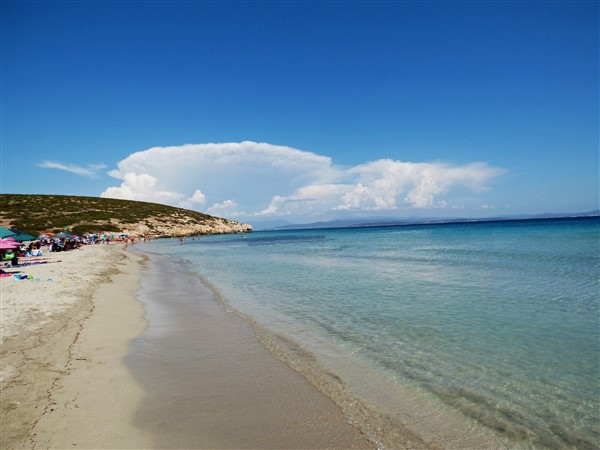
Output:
[{"xmin": 140, "ymin": 218, "xmax": 600, "ymax": 449}]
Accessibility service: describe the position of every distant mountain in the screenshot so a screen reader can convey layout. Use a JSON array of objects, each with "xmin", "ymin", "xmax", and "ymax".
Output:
[
  {"xmin": 248, "ymin": 218, "xmax": 296, "ymax": 231},
  {"xmin": 267, "ymin": 210, "xmax": 600, "ymax": 231},
  {"xmin": 0, "ymin": 194, "xmax": 252, "ymax": 238}
]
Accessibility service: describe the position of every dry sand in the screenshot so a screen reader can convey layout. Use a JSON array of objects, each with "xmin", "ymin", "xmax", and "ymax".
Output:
[
  {"xmin": 1, "ymin": 244, "xmax": 150, "ymax": 448},
  {"xmin": 1, "ymin": 243, "xmax": 374, "ymax": 449}
]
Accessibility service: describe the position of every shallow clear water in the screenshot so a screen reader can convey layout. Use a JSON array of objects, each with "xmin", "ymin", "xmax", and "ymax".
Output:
[{"xmin": 142, "ymin": 218, "xmax": 599, "ymax": 449}]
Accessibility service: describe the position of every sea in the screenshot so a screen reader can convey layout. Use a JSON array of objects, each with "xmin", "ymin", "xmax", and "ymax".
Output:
[{"xmin": 138, "ymin": 217, "xmax": 599, "ymax": 449}]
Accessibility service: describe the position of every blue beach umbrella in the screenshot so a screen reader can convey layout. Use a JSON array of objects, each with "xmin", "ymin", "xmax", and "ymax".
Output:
[
  {"xmin": 0, "ymin": 226, "xmax": 16, "ymax": 239},
  {"xmin": 9, "ymin": 229, "xmax": 36, "ymax": 242}
]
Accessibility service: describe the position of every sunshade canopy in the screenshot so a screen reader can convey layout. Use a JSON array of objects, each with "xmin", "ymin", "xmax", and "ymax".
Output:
[
  {"xmin": 54, "ymin": 232, "xmax": 75, "ymax": 239},
  {"xmin": 0, "ymin": 239, "xmax": 21, "ymax": 249},
  {"xmin": 9, "ymin": 229, "xmax": 37, "ymax": 242},
  {"xmin": 10, "ymin": 233, "xmax": 36, "ymax": 242},
  {"xmin": 0, "ymin": 226, "xmax": 16, "ymax": 239}
]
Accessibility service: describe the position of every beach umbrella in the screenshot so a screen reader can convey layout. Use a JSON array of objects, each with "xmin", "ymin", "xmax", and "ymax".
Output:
[
  {"xmin": 9, "ymin": 228, "xmax": 37, "ymax": 242},
  {"xmin": 54, "ymin": 231, "xmax": 75, "ymax": 239},
  {"xmin": 0, "ymin": 240, "xmax": 21, "ymax": 249},
  {"xmin": 10, "ymin": 233, "xmax": 36, "ymax": 242},
  {"xmin": 0, "ymin": 226, "xmax": 16, "ymax": 239}
]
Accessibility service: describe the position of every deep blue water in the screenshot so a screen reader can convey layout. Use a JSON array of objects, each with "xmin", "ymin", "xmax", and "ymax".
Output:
[{"xmin": 141, "ymin": 218, "xmax": 599, "ymax": 449}]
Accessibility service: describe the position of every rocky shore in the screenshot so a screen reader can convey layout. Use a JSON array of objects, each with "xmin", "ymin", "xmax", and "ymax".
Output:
[{"xmin": 118, "ymin": 216, "xmax": 253, "ymax": 238}]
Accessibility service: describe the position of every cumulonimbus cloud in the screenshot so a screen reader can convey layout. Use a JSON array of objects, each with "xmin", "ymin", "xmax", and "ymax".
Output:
[{"xmin": 100, "ymin": 141, "xmax": 506, "ymax": 221}]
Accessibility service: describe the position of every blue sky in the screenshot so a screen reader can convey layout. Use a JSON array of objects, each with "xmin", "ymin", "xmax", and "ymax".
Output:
[{"xmin": 2, "ymin": 1, "xmax": 598, "ymax": 225}]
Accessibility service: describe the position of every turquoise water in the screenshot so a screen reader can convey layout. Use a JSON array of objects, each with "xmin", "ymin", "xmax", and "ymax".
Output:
[{"xmin": 141, "ymin": 218, "xmax": 599, "ymax": 449}]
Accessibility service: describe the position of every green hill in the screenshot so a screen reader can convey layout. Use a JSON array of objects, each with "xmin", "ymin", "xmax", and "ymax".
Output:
[{"xmin": 0, "ymin": 194, "xmax": 252, "ymax": 237}]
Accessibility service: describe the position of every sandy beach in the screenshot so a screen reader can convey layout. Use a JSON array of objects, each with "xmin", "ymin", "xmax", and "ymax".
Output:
[
  {"xmin": 1, "ymin": 243, "xmax": 373, "ymax": 449},
  {"xmin": 1, "ymin": 244, "xmax": 150, "ymax": 448}
]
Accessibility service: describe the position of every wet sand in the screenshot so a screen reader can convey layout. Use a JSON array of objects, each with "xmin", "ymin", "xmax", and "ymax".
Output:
[{"xmin": 125, "ymin": 253, "xmax": 373, "ymax": 449}]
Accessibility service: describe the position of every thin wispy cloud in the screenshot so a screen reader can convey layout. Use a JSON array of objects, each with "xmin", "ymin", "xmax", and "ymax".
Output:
[
  {"xmin": 101, "ymin": 142, "xmax": 506, "ymax": 222},
  {"xmin": 39, "ymin": 161, "xmax": 107, "ymax": 178}
]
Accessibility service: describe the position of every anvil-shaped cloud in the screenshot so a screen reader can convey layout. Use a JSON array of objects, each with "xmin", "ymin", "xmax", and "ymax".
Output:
[{"xmin": 101, "ymin": 141, "xmax": 505, "ymax": 221}]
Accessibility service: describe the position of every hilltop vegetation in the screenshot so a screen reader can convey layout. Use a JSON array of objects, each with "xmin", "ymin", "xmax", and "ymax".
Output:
[{"xmin": 0, "ymin": 194, "xmax": 251, "ymax": 237}]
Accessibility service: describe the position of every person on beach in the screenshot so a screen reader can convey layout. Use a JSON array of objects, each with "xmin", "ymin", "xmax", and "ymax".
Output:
[
  {"xmin": 3, "ymin": 250, "xmax": 18, "ymax": 266},
  {"xmin": 3, "ymin": 250, "xmax": 16, "ymax": 265}
]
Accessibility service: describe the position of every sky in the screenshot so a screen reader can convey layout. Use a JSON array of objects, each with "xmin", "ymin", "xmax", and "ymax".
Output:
[{"xmin": 2, "ymin": 1, "xmax": 598, "ymax": 226}]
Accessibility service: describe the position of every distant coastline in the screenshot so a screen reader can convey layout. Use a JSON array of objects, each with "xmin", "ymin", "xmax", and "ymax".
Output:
[{"xmin": 263, "ymin": 210, "xmax": 600, "ymax": 231}]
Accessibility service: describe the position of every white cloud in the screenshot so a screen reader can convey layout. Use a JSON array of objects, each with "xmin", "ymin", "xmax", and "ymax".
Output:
[
  {"xmin": 178, "ymin": 189, "xmax": 207, "ymax": 209},
  {"xmin": 39, "ymin": 161, "xmax": 107, "ymax": 178},
  {"xmin": 207, "ymin": 199, "xmax": 240, "ymax": 217},
  {"xmin": 101, "ymin": 141, "xmax": 506, "ymax": 222},
  {"xmin": 102, "ymin": 172, "xmax": 183, "ymax": 204}
]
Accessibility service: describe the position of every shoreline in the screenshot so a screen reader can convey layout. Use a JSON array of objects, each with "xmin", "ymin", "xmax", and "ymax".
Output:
[
  {"xmin": 186, "ymin": 260, "xmax": 508, "ymax": 450},
  {"xmin": 1, "ymin": 243, "xmax": 376, "ymax": 449},
  {"xmin": 139, "ymin": 238, "xmax": 514, "ymax": 450},
  {"xmin": 125, "ymin": 248, "xmax": 374, "ymax": 449}
]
